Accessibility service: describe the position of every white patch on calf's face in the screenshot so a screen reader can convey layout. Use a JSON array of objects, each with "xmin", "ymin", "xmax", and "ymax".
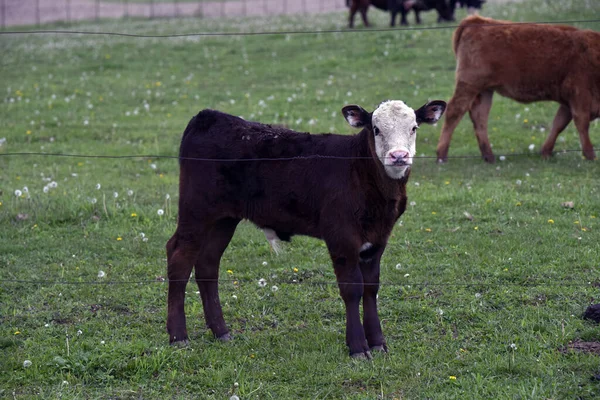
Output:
[{"xmin": 371, "ymin": 100, "xmax": 418, "ymax": 179}]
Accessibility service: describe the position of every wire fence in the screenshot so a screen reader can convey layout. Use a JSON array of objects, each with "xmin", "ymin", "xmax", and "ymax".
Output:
[
  {"xmin": 1, "ymin": 277, "xmax": 599, "ymax": 287},
  {"xmin": 0, "ymin": 147, "xmax": 597, "ymax": 162},
  {"xmin": 2, "ymin": 18, "xmax": 600, "ymax": 36},
  {"xmin": 0, "ymin": 0, "xmax": 347, "ymax": 28}
]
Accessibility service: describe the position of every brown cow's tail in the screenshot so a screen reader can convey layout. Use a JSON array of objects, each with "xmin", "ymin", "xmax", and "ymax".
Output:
[
  {"xmin": 452, "ymin": 15, "xmax": 489, "ymax": 54},
  {"xmin": 452, "ymin": 23, "xmax": 465, "ymax": 55}
]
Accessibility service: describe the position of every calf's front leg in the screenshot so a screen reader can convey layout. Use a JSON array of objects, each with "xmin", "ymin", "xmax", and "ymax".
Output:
[
  {"xmin": 333, "ymin": 256, "xmax": 371, "ymax": 358},
  {"xmin": 360, "ymin": 247, "xmax": 387, "ymax": 352}
]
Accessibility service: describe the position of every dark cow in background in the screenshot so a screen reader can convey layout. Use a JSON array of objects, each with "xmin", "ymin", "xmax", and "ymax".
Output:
[
  {"xmin": 437, "ymin": 16, "xmax": 600, "ymax": 163},
  {"xmin": 167, "ymin": 99, "xmax": 446, "ymax": 358},
  {"xmin": 347, "ymin": 0, "xmax": 454, "ymax": 28}
]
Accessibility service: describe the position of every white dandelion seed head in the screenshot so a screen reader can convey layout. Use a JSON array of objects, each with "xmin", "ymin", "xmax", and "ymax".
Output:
[
  {"xmin": 62, "ymin": 381, "xmax": 68, "ymax": 385},
  {"xmin": 262, "ymin": 261, "xmax": 268, "ymax": 266},
  {"xmin": 140, "ymin": 232, "xmax": 145, "ymax": 238},
  {"xmin": 404, "ymin": 273, "xmax": 410, "ymax": 278},
  {"xmin": 22, "ymin": 186, "xmax": 29, "ymax": 193},
  {"xmin": 232, "ymin": 294, "xmax": 238, "ymax": 300},
  {"xmin": 165, "ymin": 193, "xmax": 170, "ymax": 200},
  {"xmin": 14, "ymin": 189, "xmax": 22, "ymax": 197},
  {"xmin": 230, "ymin": 396, "xmax": 240, "ymax": 400},
  {"xmin": 98, "ymin": 270, "xmax": 106, "ymax": 278},
  {"xmin": 23, "ymin": 360, "xmax": 32, "ymax": 368},
  {"xmin": 142, "ymin": 237, "xmax": 148, "ymax": 242},
  {"xmin": 475, "ymin": 293, "xmax": 482, "ymax": 298},
  {"xmin": 409, "ymin": 201, "xmax": 416, "ymax": 207},
  {"xmin": 516, "ymin": 180, "xmax": 522, "ymax": 186},
  {"xmin": 150, "ymin": 163, "xmax": 157, "ymax": 170},
  {"xmin": 395, "ymin": 263, "xmax": 402, "ymax": 270},
  {"xmin": 127, "ymin": 190, "xmax": 133, "ymax": 196},
  {"xmin": 100, "ymin": 340, "xmax": 105, "ymax": 345},
  {"xmin": 258, "ymin": 278, "xmax": 267, "ymax": 288},
  {"xmin": 49, "ymin": 181, "xmax": 57, "ymax": 188},
  {"xmin": 528, "ymin": 144, "xmax": 535, "ymax": 151},
  {"xmin": 157, "ymin": 209, "xmax": 164, "ymax": 216},
  {"xmin": 499, "ymin": 156, "xmax": 506, "ymax": 161},
  {"xmin": 77, "ymin": 329, "xmax": 83, "ymax": 336},
  {"xmin": 91, "ymin": 198, "xmax": 97, "ymax": 204},
  {"xmin": 436, "ymin": 308, "xmax": 444, "ymax": 316},
  {"xmin": 96, "ymin": 183, "xmax": 101, "ymax": 190},
  {"xmin": 510, "ymin": 343, "xmax": 517, "ymax": 350},
  {"xmin": 271, "ymin": 285, "xmax": 278, "ymax": 292}
]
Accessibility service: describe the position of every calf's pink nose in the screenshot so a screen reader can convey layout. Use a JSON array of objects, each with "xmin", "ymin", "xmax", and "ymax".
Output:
[{"xmin": 389, "ymin": 150, "xmax": 410, "ymax": 163}]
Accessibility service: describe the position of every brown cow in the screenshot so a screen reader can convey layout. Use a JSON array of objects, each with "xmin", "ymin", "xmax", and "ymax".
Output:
[
  {"xmin": 166, "ymin": 99, "xmax": 446, "ymax": 358},
  {"xmin": 436, "ymin": 16, "xmax": 600, "ymax": 163}
]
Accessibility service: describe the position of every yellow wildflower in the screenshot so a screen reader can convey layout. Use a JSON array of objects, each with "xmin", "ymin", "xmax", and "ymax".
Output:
[
  {"xmin": 548, "ymin": 219, "xmax": 554, "ymax": 224},
  {"xmin": 131, "ymin": 213, "xmax": 137, "ymax": 217},
  {"xmin": 117, "ymin": 237, "xmax": 122, "ymax": 241},
  {"xmin": 449, "ymin": 376, "xmax": 457, "ymax": 380}
]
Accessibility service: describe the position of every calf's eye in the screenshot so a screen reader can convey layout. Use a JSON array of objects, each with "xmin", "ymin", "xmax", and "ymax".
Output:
[
  {"xmin": 411, "ymin": 126, "xmax": 418, "ymax": 135},
  {"xmin": 373, "ymin": 126, "xmax": 380, "ymax": 136}
]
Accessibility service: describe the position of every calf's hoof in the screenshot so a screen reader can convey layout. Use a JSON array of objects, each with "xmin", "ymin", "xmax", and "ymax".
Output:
[
  {"xmin": 540, "ymin": 149, "xmax": 553, "ymax": 160},
  {"xmin": 350, "ymin": 350, "xmax": 373, "ymax": 360},
  {"xmin": 216, "ymin": 332, "xmax": 232, "ymax": 342},
  {"xmin": 170, "ymin": 339, "xmax": 190, "ymax": 347},
  {"xmin": 370, "ymin": 344, "xmax": 388, "ymax": 353},
  {"xmin": 583, "ymin": 150, "xmax": 597, "ymax": 161},
  {"xmin": 482, "ymin": 154, "xmax": 495, "ymax": 163}
]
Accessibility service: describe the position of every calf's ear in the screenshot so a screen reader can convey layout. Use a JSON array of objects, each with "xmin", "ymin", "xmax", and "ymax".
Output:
[
  {"xmin": 415, "ymin": 100, "xmax": 447, "ymax": 125},
  {"xmin": 342, "ymin": 105, "xmax": 371, "ymax": 128}
]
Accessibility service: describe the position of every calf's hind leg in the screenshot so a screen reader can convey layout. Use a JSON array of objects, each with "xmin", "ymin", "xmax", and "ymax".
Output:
[
  {"xmin": 166, "ymin": 233, "xmax": 201, "ymax": 344},
  {"xmin": 468, "ymin": 89, "xmax": 495, "ymax": 163},
  {"xmin": 437, "ymin": 81, "xmax": 481, "ymax": 162},
  {"xmin": 541, "ymin": 104, "xmax": 571, "ymax": 159},
  {"xmin": 194, "ymin": 218, "xmax": 240, "ymax": 341},
  {"xmin": 571, "ymin": 108, "xmax": 596, "ymax": 161}
]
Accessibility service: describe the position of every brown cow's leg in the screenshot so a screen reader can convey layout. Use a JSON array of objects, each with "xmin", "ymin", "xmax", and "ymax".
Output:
[
  {"xmin": 541, "ymin": 104, "xmax": 572, "ymax": 159},
  {"xmin": 194, "ymin": 218, "xmax": 240, "ymax": 341},
  {"xmin": 468, "ymin": 89, "xmax": 495, "ymax": 163},
  {"xmin": 359, "ymin": 5, "xmax": 370, "ymax": 27},
  {"xmin": 571, "ymin": 108, "xmax": 596, "ymax": 160},
  {"xmin": 349, "ymin": 2, "xmax": 357, "ymax": 28},
  {"xmin": 436, "ymin": 81, "xmax": 480, "ymax": 162},
  {"xmin": 166, "ymin": 232, "xmax": 201, "ymax": 344},
  {"xmin": 360, "ymin": 249, "xmax": 386, "ymax": 352}
]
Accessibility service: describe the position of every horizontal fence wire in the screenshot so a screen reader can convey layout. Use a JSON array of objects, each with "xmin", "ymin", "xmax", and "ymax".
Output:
[
  {"xmin": 1, "ymin": 278, "xmax": 598, "ymax": 287},
  {"xmin": 0, "ymin": 148, "xmax": 596, "ymax": 162},
  {"xmin": 1, "ymin": 19, "xmax": 599, "ymax": 38}
]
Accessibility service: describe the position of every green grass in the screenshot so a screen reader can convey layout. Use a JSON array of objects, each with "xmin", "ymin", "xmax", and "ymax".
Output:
[{"xmin": 1, "ymin": 1, "xmax": 600, "ymax": 398}]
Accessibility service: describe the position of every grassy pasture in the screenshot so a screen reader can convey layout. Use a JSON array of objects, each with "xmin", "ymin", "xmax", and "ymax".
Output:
[{"xmin": 1, "ymin": 1, "xmax": 600, "ymax": 398}]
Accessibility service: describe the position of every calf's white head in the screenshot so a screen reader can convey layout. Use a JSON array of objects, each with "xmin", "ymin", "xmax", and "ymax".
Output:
[{"xmin": 342, "ymin": 100, "xmax": 446, "ymax": 179}]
